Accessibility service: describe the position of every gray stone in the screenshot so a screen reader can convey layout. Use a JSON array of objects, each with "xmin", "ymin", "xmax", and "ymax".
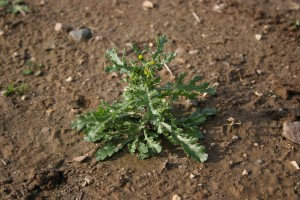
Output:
[
  {"xmin": 282, "ymin": 121, "xmax": 300, "ymax": 145},
  {"xmin": 69, "ymin": 28, "xmax": 92, "ymax": 41}
]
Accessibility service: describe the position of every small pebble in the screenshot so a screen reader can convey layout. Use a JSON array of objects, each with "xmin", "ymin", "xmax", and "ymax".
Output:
[
  {"xmin": 69, "ymin": 28, "xmax": 92, "ymax": 41},
  {"xmin": 254, "ymin": 143, "xmax": 259, "ymax": 147},
  {"xmin": 189, "ymin": 173, "xmax": 195, "ymax": 179},
  {"xmin": 210, "ymin": 143, "xmax": 216, "ymax": 147},
  {"xmin": 172, "ymin": 194, "xmax": 182, "ymax": 200},
  {"xmin": 0, "ymin": 159, "xmax": 7, "ymax": 166},
  {"xmin": 41, "ymin": 127, "xmax": 50, "ymax": 134},
  {"xmin": 188, "ymin": 49, "xmax": 199, "ymax": 55},
  {"xmin": 82, "ymin": 176, "xmax": 94, "ymax": 187},
  {"xmin": 0, "ymin": 30, "xmax": 4, "ymax": 37},
  {"xmin": 290, "ymin": 161, "xmax": 300, "ymax": 170},
  {"xmin": 212, "ymin": 3, "xmax": 226, "ymax": 12},
  {"xmin": 232, "ymin": 135, "xmax": 239, "ymax": 141},
  {"xmin": 255, "ymin": 34, "xmax": 262, "ymax": 41},
  {"xmin": 242, "ymin": 169, "xmax": 248, "ymax": 176},
  {"xmin": 54, "ymin": 23, "xmax": 72, "ymax": 32},
  {"xmin": 256, "ymin": 69, "xmax": 262, "ymax": 75},
  {"xmin": 278, "ymin": 108, "xmax": 283, "ymax": 112},
  {"xmin": 21, "ymin": 95, "xmax": 27, "ymax": 101},
  {"xmin": 175, "ymin": 47, "xmax": 185, "ymax": 56},
  {"xmin": 12, "ymin": 52, "xmax": 18, "ymax": 58},
  {"xmin": 143, "ymin": 1, "xmax": 154, "ymax": 9},
  {"xmin": 257, "ymin": 159, "xmax": 263, "ymax": 164},
  {"xmin": 66, "ymin": 76, "xmax": 73, "ymax": 82}
]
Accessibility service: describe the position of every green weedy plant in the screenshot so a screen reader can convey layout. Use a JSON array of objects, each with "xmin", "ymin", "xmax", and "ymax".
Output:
[
  {"xmin": 3, "ymin": 83, "xmax": 28, "ymax": 96},
  {"xmin": 72, "ymin": 36, "xmax": 216, "ymax": 162},
  {"xmin": 0, "ymin": 0, "xmax": 29, "ymax": 15}
]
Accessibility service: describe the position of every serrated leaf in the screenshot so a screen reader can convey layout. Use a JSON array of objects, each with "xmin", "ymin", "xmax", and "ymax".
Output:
[
  {"xmin": 175, "ymin": 132, "xmax": 208, "ymax": 162},
  {"xmin": 128, "ymin": 137, "xmax": 139, "ymax": 154},
  {"xmin": 144, "ymin": 131, "xmax": 162, "ymax": 154},
  {"xmin": 96, "ymin": 143, "xmax": 119, "ymax": 161},
  {"xmin": 138, "ymin": 142, "xmax": 150, "ymax": 160}
]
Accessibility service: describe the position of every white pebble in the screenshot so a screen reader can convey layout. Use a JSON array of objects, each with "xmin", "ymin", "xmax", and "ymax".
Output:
[
  {"xmin": 256, "ymin": 69, "xmax": 262, "ymax": 75},
  {"xmin": 232, "ymin": 135, "xmax": 239, "ymax": 141},
  {"xmin": 143, "ymin": 1, "xmax": 154, "ymax": 9},
  {"xmin": 189, "ymin": 173, "xmax": 195, "ymax": 179},
  {"xmin": 21, "ymin": 95, "xmax": 27, "ymax": 101},
  {"xmin": 210, "ymin": 143, "xmax": 216, "ymax": 147},
  {"xmin": 242, "ymin": 169, "xmax": 248, "ymax": 176},
  {"xmin": 255, "ymin": 34, "xmax": 262, "ymax": 41},
  {"xmin": 254, "ymin": 143, "xmax": 259, "ymax": 147},
  {"xmin": 188, "ymin": 49, "xmax": 199, "ymax": 55},
  {"xmin": 66, "ymin": 76, "xmax": 73, "ymax": 82},
  {"xmin": 172, "ymin": 194, "xmax": 182, "ymax": 200}
]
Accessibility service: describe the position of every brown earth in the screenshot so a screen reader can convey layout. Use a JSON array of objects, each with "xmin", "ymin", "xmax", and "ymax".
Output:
[{"xmin": 0, "ymin": 0, "xmax": 300, "ymax": 199}]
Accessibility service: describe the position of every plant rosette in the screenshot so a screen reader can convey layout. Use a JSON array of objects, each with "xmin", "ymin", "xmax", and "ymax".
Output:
[{"xmin": 72, "ymin": 35, "xmax": 216, "ymax": 162}]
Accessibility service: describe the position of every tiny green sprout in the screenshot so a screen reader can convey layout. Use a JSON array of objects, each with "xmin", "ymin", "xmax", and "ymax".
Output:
[
  {"xmin": 22, "ymin": 69, "xmax": 34, "ymax": 75},
  {"xmin": 3, "ymin": 83, "xmax": 28, "ymax": 96},
  {"xmin": 22, "ymin": 60, "xmax": 44, "ymax": 76},
  {"xmin": 72, "ymin": 35, "xmax": 216, "ymax": 163}
]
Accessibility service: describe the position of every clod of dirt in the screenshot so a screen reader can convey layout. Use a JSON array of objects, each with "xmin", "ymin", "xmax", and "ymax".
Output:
[
  {"xmin": 81, "ymin": 176, "xmax": 94, "ymax": 187},
  {"xmin": 27, "ymin": 169, "xmax": 64, "ymax": 190},
  {"xmin": 172, "ymin": 194, "xmax": 182, "ymax": 200},
  {"xmin": 143, "ymin": 1, "xmax": 154, "ymax": 10},
  {"xmin": 158, "ymin": 160, "xmax": 169, "ymax": 174},
  {"xmin": 282, "ymin": 121, "xmax": 300, "ymax": 145},
  {"xmin": 69, "ymin": 28, "xmax": 92, "ymax": 41}
]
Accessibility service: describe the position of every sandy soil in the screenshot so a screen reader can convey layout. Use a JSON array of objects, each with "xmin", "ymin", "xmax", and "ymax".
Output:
[{"xmin": 0, "ymin": 0, "xmax": 300, "ymax": 199}]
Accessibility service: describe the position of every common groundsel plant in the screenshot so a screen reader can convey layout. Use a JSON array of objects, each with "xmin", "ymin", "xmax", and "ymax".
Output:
[{"xmin": 72, "ymin": 36, "xmax": 216, "ymax": 162}]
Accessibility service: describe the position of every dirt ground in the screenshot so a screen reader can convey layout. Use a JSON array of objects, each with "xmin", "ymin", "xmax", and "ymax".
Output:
[{"xmin": 0, "ymin": 0, "xmax": 300, "ymax": 199}]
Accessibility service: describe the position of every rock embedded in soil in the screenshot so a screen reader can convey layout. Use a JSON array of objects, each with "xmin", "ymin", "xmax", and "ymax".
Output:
[
  {"xmin": 255, "ymin": 34, "xmax": 262, "ymax": 41},
  {"xmin": 188, "ymin": 49, "xmax": 199, "ymax": 55},
  {"xmin": 242, "ymin": 169, "xmax": 248, "ymax": 176},
  {"xmin": 54, "ymin": 23, "xmax": 73, "ymax": 32},
  {"xmin": 73, "ymin": 154, "xmax": 88, "ymax": 163},
  {"xmin": 143, "ymin": 1, "xmax": 154, "ymax": 10},
  {"xmin": 69, "ymin": 28, "xmax": 92, "ymax": 41},
  {"xmin": 282, "ymin": 121, "xmax": 300, "ymax": 145},
  {"xmin": 290, "ymin": 161, "xmax": 300, "ymax": 170},
  {"xmin": 172, "ymin": 194, "xmax": 182, "ymax": 200}
]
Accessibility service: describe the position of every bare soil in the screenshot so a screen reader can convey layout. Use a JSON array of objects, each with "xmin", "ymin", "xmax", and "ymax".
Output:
[{"xmin": 0, "ymin": 0, "xmax": 300, "ymax": 199}]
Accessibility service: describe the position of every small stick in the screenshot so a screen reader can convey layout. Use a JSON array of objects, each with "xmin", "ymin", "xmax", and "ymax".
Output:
[
  {"xmin": 192, "ymin": 12, "xmax": 201, "ymax": 23},
  {"xmin": 164, "ymin": 63, "xmax": 173, "ymax": 76}
]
